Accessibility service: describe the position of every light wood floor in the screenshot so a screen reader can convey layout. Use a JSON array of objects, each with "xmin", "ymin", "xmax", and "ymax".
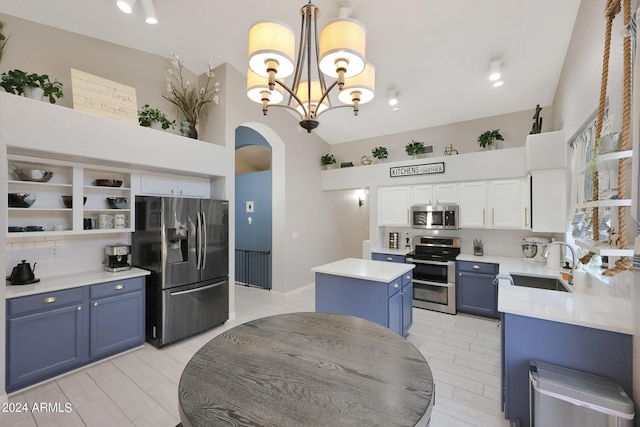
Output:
[{"xmin": 2, "ymin": 285, "xmax": 510, "ymax": 427}]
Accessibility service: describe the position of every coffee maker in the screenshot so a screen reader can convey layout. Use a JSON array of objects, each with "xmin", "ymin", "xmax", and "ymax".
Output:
[{"xmin": 104, "ymin": 244, "xmax": 132, "ymax": 272}]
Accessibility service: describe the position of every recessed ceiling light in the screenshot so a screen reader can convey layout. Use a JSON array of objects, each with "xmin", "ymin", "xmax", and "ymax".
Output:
[
  {"xmin": 493, "ymin": 80, "xmax": 504, "ymax": 88},
  {"xmin": 388, "ymin": 89, "xmax": 399, "ymax": 107}
]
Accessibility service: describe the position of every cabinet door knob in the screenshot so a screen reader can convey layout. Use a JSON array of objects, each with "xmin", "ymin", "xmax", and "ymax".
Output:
[
  {"xmin": 406, "ymin": 275, "xmax": 411, "ymax": 280},
  {"xmin": 77, "ymin": 306, "xmax": 82, "ymax": 311},
  {"xmin": 43, "ymin": 297, "xmax": 57, "ymax": 304},
  {"xmin": 115, "ymin": 284, "xmax": 125, "ymax": 290},
  {"xmin": 386, "ymin": 257, "xmax": 393, "ymax": 261},
  {"xmin": 473, "ymin": 265, "xmax": 480, "ymax": 270},
  {"xmin": 93, "ymin": 302, "xmax": 98, "ymax": 307},
  {"xmin": 394, "ymin": 283, "xmax": 399, "ymax": 288}
]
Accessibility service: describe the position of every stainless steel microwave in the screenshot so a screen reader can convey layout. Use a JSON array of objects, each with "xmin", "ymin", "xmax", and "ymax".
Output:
[{"xmin": 410, "ymin": 204, "xmax": 459, "ymax": 230}]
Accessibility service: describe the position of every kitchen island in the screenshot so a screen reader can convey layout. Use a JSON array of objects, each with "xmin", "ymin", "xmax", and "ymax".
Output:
[
  {"xmin": 312, "ymin": 258, "xmax": 414, "ymax": 336},
  {"xmin": 457, "ymin": 254, "xmax": 633, "ymax": 427}
]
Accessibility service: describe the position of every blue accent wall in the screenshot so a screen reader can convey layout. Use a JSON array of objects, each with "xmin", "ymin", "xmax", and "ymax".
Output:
[{"xmin": 235, "ymin": 126, "xmax": 272, "ymax": 288}]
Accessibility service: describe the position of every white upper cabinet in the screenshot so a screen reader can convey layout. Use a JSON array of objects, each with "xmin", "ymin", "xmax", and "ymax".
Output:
[
  {"xmin": 139, "ymin": 173, "xmax": 210, "ymax": 198},
  {"xmin": 530, "ymin": 169, "xmax": 566, "ymax": 233},
  {"xmin": 487, "ymin": 179, "xmax": 523, "ymax": 228},
  {"xmin": 410, "ymin": 185, "xmax": 433, "ymax": 205},
  {"xmin": 459, "ymin": 182, "xmax": 487, "ymax": 228},
  {"xmin": 433, "ymin": 183, "xmax": 458, "ymax": 204},
  {"xmin": 378, "ymin": 186, "xmax": 411, "ymax": 226}
]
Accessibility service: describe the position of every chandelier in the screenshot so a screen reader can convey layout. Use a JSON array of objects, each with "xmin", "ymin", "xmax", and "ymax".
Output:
[{"xmin": 246, "ymin": 2, "xmax": 375, "ymax": 132}]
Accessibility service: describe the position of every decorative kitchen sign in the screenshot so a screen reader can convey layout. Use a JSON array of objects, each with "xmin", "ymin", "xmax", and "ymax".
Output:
[
  {"xmin": 390, "ymin": 162, "xmax": 445, "ymax": 177},
  {"xmin": 70, "ymin": 68, "xmax": 138, "ymax": 124}
]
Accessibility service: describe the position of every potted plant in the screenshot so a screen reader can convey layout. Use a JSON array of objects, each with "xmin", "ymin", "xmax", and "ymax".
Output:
[
  {"xmin": 371, "ymin": 146, "xmax": 389, "ymax": 162},
  {"xmin": 320, "ymin": 153, "xmax": 336, "ymax": 169},
  {"xmin": 138, "ymin": 104, "xmax": 176, "ymax": 130},
  {"xmin": 163, "ymin": 52, "xmax": 220, "ymax": 139},
  {"xmin": 0, "ymin": 69, "xmax": 64, "ymax": 103},
  {"xmin": 477, "ymin": 129, "xmax": 504, "ymax": 149},
  {"xmin": 405, "ymin": 140, "xmax": 425, "ymax": 158}
]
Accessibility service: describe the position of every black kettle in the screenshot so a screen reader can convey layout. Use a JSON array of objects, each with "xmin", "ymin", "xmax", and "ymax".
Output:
[{"xmin": 9, "ymin": 260, "xmax": 36, "ymax": 284}]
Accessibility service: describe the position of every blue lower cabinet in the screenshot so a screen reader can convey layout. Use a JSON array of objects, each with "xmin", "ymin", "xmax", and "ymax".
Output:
[
  {"xmin": 6, "ymin": 277, "xmax": 145, "ymax": 392},
  {"xmin": 315, "ymin": 271, "xmax": 412, "ymax": 337},
  {"xmin": 90, "ymin": 279, "xmax": 145, "ymax": 359},
  {"xmin": 502, "ymin": 313, "xmax": 633, "ymax": 427},
  {"xmin": 371, "ymin": 252, "xmax": 406, "ymax": 263},
  {"xmin": 6, "ymin": 288, "xmax": 89, "ymax": 392},
  {"xmin": 456, "ymin": 261, "xmax": 499, "ymax": 319}
]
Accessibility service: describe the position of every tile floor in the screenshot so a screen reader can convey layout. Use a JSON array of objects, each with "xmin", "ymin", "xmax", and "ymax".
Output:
[{"xmin": 1, "ymin": 285, "xmax": 511, "ymax": 427}]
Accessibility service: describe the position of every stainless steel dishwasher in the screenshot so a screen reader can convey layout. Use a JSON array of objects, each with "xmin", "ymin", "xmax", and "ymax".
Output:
[{"xmin": 529, "ymin": 361, "xmax": 634, "ymax": 427}]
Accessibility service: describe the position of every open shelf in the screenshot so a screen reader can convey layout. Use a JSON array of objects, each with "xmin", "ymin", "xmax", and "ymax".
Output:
[
  {"xmin": 574, "ymin": 239, "xmax": 635, "ymax": 256},
  {"xmin": 580, "ymin": 199, "xmax": 632, "ymax": 208}
]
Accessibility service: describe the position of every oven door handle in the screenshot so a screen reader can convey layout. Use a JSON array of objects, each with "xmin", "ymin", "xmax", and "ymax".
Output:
[
  {"xmin": 406, "ymin": 258, "xmax": 453, "ymax": 266},
  {"xmin": 413, "ymin": 279, "xmax": 455, "ymax": 287}
]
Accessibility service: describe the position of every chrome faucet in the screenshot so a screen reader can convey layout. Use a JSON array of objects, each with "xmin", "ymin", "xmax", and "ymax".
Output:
[{"xmin": 542, "ymin": 241, "xmax": 576, "ymax": 284}]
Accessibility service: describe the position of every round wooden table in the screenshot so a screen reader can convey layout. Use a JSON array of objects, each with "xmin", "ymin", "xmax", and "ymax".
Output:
[{"xmin": 178, "ymin": 312, "xmax": 434, "ymax": 427}]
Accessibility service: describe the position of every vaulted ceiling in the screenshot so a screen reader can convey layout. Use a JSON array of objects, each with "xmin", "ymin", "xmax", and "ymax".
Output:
[{"xmin": 1, "ymin": 0, "xmax": 582, "ymax": 145}]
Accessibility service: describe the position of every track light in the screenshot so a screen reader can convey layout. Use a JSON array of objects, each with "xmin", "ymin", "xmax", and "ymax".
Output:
[
  {"xmin": 117, "ymin": 0, "xmax": 136, "ymax": 14},
  {"xmin": 141, "ymin": 0, "xmax": 158, "ymax": 24},
  {"xmin": 489, "ymin": 60, "xmax": 502, "ymax": 81},
  {"xmin": 388, "ymin": 89, "xmax": 399, "ymax": 110}
]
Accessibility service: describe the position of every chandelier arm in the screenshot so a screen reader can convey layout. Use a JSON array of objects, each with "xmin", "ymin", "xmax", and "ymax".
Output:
[
  {"xmin": 274, "ymin": 79, "xmax": 309, "ymax": 118},
  {"xmin": 290, "ymin": 6, "xmax": 310, "ymax": 109},
  {"xmin": 264, "ymin": 103, "xmax": 305, "ymax": 120},
  {"xmin": 316, "ymin": 79, "xmax": 339, "ymax": 107},
  {"xmin": 315, "ymin": 103, "xmax": 358, "ymax": 118},
  {"xmin": 313, "ymin": 7, "xmax": 329, "ymax": 106}
]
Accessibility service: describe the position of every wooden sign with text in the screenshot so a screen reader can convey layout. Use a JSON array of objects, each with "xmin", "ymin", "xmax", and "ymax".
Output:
[{"xmin": 70, "ymin": 68, "xmax": 138, "ymax": 124}]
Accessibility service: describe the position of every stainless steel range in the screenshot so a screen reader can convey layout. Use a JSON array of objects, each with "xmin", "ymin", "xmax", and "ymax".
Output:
[{"xmin": 406, "ymin": 235, "xmax": 460, "ymax": 314}]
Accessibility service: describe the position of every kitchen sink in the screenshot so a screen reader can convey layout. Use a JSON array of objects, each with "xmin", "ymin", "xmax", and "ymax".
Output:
[{"xmin": 510, "ymin": 274, "xmax": 570, "ymax": 292}]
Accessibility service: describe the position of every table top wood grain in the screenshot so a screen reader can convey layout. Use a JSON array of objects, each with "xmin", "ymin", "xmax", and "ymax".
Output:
[{"xmin": 179, "ymin": 312, "xmax": 434, "ymax": 427}]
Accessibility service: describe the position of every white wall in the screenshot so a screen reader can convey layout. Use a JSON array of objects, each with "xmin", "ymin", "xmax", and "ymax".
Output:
[
  {"xmin": 551, "ymin": 0, "xmax": 640, "ymax": 419},
  {"xmin": 329, "ymin": 107, "xmax": 553, "ymax": 165}
]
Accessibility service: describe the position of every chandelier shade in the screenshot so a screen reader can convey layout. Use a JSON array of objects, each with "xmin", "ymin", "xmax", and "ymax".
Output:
[
  {"xmin": 246, "ymin": 68, "xmax": 284, "ymax": 110},
  {"xmin": 246, "ymin": 1, "xmax": 375, "ymax": 132},
  {"xmin": 338, "ymin": 62, "xmax": 375, "ymax": 112},
  {"xmin": 248, "ymin": 22, "xmax": 296, "ymax": 80},
  {"xmin": 296, "ymin": 80, "xmax": 329, "ymax": 116},
  {"xmin": 319, "ymin": 18, "xmax": 367, "ymax": 80}
]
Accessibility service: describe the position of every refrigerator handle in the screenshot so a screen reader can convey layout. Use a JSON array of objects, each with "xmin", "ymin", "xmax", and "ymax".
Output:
[
  {"xmin": 202, "ymin": 212, "xmax": 207, "ymax": 270},
  {"xmin": 196, "ymin": 211, "xmax": 202, "ymax": 270}
]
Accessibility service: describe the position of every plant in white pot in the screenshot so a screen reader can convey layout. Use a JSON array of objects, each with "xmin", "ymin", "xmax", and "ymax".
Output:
[
  {"xmin": 138, "ymin": 104, "xmax": 176, "ymax": 130},
  {"xmin": 405, "ymin": 140, "xmax": 425, "ymax": 158},
  {"xmin": 371, "ymin": 146, "xmax": 389, "ymax": 162},
  {"xmin": 0, "ymin": 69, "xmax": 64, "ymax": 103},
  {"xmin": 477, "ymin": 129, "xmax": 504, "ymax": 149},
  {"xmin": 320, "ymin": 153, "xmax": 336, "ymax": 170}
]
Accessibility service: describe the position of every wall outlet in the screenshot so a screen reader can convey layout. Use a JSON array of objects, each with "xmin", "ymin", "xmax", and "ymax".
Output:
[{"xmin": 50, "ymin": 246, "xmax": 64, "ymax": 257}]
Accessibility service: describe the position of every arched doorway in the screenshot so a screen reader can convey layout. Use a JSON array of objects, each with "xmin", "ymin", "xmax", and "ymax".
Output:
[{"xmin": 235, "ymin": 126, "xmax": 272, "ymax": 289}]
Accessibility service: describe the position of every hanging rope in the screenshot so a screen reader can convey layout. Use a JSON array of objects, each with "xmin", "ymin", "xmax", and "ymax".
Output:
[
  {"xmin": 592, "ymin": 0, "xmax": 621, "ymax": 240},
  {"xmin": 604, "ymin": 0, "xmax": 634, "ymax": 276}
]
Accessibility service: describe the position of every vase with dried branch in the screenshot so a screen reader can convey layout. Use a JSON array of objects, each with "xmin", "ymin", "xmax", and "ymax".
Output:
[{"xmin": 163, "ymin": 52, "xmax": 220, "ymax": 139}]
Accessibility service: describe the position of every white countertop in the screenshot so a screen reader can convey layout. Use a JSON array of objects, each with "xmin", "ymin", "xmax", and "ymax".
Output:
[
  {"xmin": 312, "ymin": 258, "xmax": 414, "ymax": 283},
  {"xmin": 6, "ymin": 268, "xmax": 150, "ymax": 299},
  {"xmin": 457, "ymin": 254, "xmax": 632, "ymax": 335}
]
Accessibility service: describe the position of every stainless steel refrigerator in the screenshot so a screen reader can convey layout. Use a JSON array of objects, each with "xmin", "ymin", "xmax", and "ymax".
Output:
[{"xmin": 132, "ymin": 196, "xmax": 229, "ymax": 347}]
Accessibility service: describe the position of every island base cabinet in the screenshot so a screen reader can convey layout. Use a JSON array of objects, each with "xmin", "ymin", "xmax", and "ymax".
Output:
[
  {"xmin": 502, "ymin": 313, "xmax": 633, "ymax": 427},
  {"xmin": 315, "ymin": 271, "xmax": 412, "ymax": 337},
  {"xmin": 6, "ymin": 288, "xmax": 88, "ymax": 393},
  {"xmin": 90, "ymin": 287, "xmax": 145, "ymax": 359}
]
